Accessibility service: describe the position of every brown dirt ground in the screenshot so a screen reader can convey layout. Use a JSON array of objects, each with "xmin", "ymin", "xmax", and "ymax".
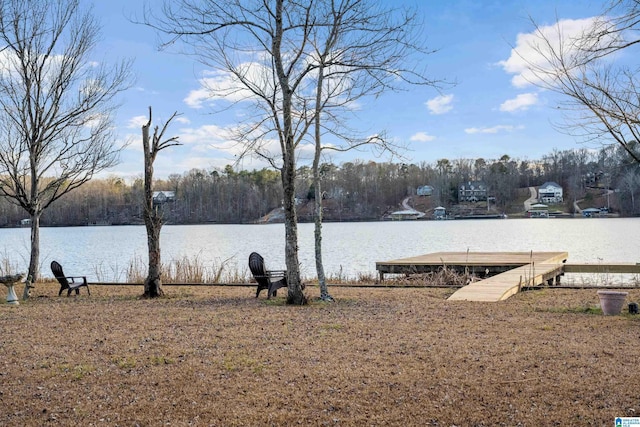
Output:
[{"xmin": 1, "ymin": 282, "xmax": 639, "ymax": 426}]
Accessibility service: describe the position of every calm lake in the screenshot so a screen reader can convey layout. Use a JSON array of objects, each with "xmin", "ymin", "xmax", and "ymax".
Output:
[{"xmin": 2, "ymin": 218, "xmax": 639, "ymax": 282}]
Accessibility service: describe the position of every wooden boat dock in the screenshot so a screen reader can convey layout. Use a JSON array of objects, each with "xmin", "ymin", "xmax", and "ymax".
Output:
[
  {"xmin": 377, "ymin": 251, "xmax": 640, "ymax": 301},
  {"xmin": 376, "ymin": 251, "xmax": 568, "ymax": 280},
  {"xmin": 376, "ymin": 251, "xmax": 572, "ymax": 302}
]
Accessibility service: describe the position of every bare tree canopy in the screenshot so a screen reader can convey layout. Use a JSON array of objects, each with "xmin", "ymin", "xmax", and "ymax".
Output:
[
  {"xmin": 302, "ymin": 0, "xmax": 442, "ymax": 301},
  {"xmin": 146, "ymin": 0, "xmax": 439, "ymax": 304},
  {"xmin": 517, "ymin": 0, "xmax": 640, "ymax": 164},
  {"xmin": 0, "ymin": 0, "xmax": 132, "ymax": 285}
]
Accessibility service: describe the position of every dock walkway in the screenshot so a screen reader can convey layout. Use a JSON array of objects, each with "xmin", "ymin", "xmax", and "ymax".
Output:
[{"xmin": 376, "ymin": 251, "xmax": 569, "ymax": 302}]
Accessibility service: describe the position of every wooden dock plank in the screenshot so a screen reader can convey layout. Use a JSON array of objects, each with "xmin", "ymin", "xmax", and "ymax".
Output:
[
  {"xmin": 563, "ymin": 263, "xmax": 640, "ymax": 274},
  {"xmin": 448, "ymin": 261, "xmax": 566, "ymax": 302},
  {"xmin": 378, "ymin": 251, "xmax": 567, "ymax": 267},
  {"xmin": 376, "ymin": 251, "xmax": 568, "ymax": 281}
]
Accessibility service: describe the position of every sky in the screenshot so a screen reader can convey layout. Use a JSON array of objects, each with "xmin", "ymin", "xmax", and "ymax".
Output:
[{"xmin": 86, "ymin": 0, "xmax": 611, "ymax": 179}]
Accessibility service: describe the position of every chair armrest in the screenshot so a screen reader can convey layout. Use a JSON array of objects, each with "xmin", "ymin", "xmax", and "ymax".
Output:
[{"xmin": 65, "ymin": 276, "xmax": 87, "ymax": 284}]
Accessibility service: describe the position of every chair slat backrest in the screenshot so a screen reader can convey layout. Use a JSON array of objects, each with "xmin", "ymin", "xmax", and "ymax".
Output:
[
  {"xmin": 249, "ymin": 251, "xmax": 272, "ymax": 290},
  {"xmin": 51, "ymin": 261, "xmax": 69, "ymax": 288},
  {"xmin": 248, "ymin": 252, "xmax": 266, "ymax": 277}
]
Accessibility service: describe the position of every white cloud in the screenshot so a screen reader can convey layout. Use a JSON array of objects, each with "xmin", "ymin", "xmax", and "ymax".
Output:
[
  {"xmin": 498, "ymin": 17, "xmax": 611, "ymax": 88},
  {"xmin": 117, "ymin": 122, "xmax": 246, "ymax": 177},
  {"xmin": 174, "ymin": 156, "xmax": 226, "ymax": 171},
  {"xmin": 465, "ymin": 125, "xmax": 522, "ymax": 134},
  {"xmin": 134, "ymin": 86, "xmax": 160, "ymax": 95},
  {"xmin": 499, "ymin": 93, "xmax": 539, "ymax": 112},
  {"xmin": 177, "ymin": 124, "xmax": 234, "ymax": 145},
  {"xmin": 184, "ymin": 64, "xmax": 271, "ymax": 109},
  {"xmin": 123, "ymin": 122, "xmax": 234, "ymax": 155},
  {"xmin": 184, "ymin": 86, "xmax": 214, "ymax": 109},
  {"xmin": 126, "ymin": 113, "xmax": 190, "ymax": 136},
  {"xmin": 127, "ymin": 115, "xmax": 148, "ymax": 129},
  {"xmin": 120, "ymin": 132, "xmax": 143, "ymax": 152},
  {"xmin": 425, "ymin": 94, "xmax": 454, "ymax": 114},
  {"xmin": 410, "ymin": 132, "xmax": 436, "ymax": 142}
]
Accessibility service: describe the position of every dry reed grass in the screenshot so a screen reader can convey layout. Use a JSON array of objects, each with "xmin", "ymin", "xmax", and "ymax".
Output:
[
  {"xmin": 382, "ymin": 267, "xmax": 474, "ymax": 287},
  {"xmin": 2, "ymin": 282, "xmax": 639, "ymax": 426},
  {"xmin": 125, "ymin": 255, "xmax": 247, "ymax": 284}
]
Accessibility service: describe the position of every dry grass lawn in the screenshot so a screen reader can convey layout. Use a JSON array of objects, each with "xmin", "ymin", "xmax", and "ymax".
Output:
[{"xmin": 1, "ymin": 282, "xmax": 639, "ymax": 426}]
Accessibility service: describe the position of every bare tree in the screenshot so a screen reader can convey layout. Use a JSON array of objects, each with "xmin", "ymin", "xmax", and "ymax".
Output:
[
  {"xmin": 147, "ymin": 0, "xmax": 440, "ymax": 303},
  {"xmin": 142, "ymin": 107, "xmax": 181, "ymax": 298},
  {"xmin": 0, "ymin": 0, "xmax": 132, "ymax": 294},
  {"xmin": 522, "ymin": 0, "xmax": 640, "ymax": 164},
  {"xmin": 307, "ymin": 0, "xmax": 440, "ymax": 301},
  {"xmin": 147, "ymin": 0, "xmax": 319, "ymax": 304}
]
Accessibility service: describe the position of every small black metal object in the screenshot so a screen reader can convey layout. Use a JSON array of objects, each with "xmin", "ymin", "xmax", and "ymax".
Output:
[{"xmin": 628, "ymin": 302, "xmax": 638, "ymax": 314}]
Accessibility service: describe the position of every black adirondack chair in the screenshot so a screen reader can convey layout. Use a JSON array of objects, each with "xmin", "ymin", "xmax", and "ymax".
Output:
[
  {"xmin": 248, "ymin": 252, "xmax": 287, "ymax": 299},
  {"xmin": 51, "ymin": 261, "xmax": 90, "ymax": 296}
]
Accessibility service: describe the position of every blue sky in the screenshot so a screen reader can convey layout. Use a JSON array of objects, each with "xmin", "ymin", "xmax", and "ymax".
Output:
[{"xmin": 88, "ymin": 0, "xmax": 608, "ymax": 179}]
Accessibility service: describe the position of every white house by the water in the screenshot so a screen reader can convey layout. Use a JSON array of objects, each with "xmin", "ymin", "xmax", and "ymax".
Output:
[{"xmin": 538, "ymin": 182, "xmax": 563, "ymax": 204}]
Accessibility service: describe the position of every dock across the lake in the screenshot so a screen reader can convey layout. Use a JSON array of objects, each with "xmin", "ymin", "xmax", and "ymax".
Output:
[{"xmin": 375, "ymin": 251, "xmax": 640, "ymax": 302}]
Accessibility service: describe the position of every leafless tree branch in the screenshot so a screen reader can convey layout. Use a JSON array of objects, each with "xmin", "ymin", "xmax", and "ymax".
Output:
[
  {"xmin": 522, "ymin": 1, "xmax": 640, "ymax": 164},
  {"xmin": 0, "ymin": 0, "xmax": 132, "ymax": 282}
]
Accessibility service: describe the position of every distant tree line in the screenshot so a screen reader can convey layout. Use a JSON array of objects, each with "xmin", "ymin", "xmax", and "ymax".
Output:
[{"xmin": 0, "ymin": 145, "xmax": 637, "ymax": 228}]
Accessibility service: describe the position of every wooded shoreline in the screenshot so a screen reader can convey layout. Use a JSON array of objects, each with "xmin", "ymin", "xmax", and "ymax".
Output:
[{"xmin": 0, "ymin": 146, "xmax": 635, "ymax": 227}]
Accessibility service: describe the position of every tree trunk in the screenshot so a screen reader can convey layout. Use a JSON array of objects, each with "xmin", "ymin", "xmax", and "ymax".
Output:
[
  {"xmin": 24, "ymin": 212, "xmax": 40, "ymax": 299},
  {"xmin": 282, "ymin": 152, "xmax": 306, "ymax": 305},
  {"xmin": 273, "ymin": 0, "xmax": 305, "ymax": 305},
  {"xmin": 314, "ymin": 178, "xmax": 332, "ymax": 301},
  {"xmin": 143, "ymin": 213, "xmax": 164, "ymax": 298},
  {"xmin": 140, "ymin": 108, "xmax": 179, "ymax": 297},
  {"xmin": 141, "ymin": 107, "xmax": 165, "ymax": 298},
  {"xmin": 312, "ymin": 53, "xmax": 333, "ymax": 302},
  {"xmin": 22, "ymin": 274, "xmax": 32, "ymax": 300}
]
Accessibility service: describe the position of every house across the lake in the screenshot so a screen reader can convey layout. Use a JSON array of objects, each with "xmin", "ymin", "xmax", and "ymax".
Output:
[
  {"xmin": 417, "ymin": 185, "xmax": 434, "ymax": 196},
  {"xmin": 458, "ymin": 181, "xmax": 487, "ymax": 202},
  {"xmin": 152, "ymin": 191, "xmax": 176, "ymax": 206},
  {"xmin": 538, "ymin": 182, "xmax": 563, "ymax": 204}
]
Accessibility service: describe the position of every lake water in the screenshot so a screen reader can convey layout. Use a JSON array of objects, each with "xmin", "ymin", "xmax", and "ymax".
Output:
[{"xmin": 2, "ymin": 218, "xmax": 639, "ymax": 282}]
